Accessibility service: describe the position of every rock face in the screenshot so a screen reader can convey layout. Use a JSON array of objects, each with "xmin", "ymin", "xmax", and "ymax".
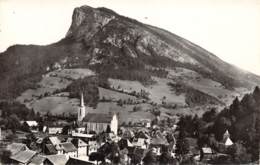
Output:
[
  {"xmin": 64, "ymin": 6, "xmax": 259, "ymax": 87},
  {"xmin": 0, "ymin": 5, "xmax": 259, "ymax": 109}
]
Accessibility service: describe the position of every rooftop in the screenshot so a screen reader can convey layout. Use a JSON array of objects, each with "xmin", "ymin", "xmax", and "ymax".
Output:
[
  {"xmin": 46, "ymin": 154, "xmax": 69, "ymax": 165},
  {"xmin": 7, "ymin": 143, "xmax": 27, "ymax": 155},
  {"xmin": 28, "ymin": 155, "xmax": 46, "ymax": 165},
  {"xmin": 45, "ymin": 144, "xmax": 58, "ymax": 154},
  {"xmin": 202, "ymin": 147, "xmax": 213, "ymax": 154},
  {"xmin": 66, "ymin": 157, "xmax": 95, "ymax": 165},
  {"xmin": 25, "ymin": 121, "xmax": 38, "ymax": 127},
  {"xmin": 10, "ymin": 150, "xmax": 36, "ymax": 164},
  {"xmin": 83, "ymin": 113, "xmax": 114, "ymax": 123},
  {"xmin": 60, "ymin": 142, "xmax": 77, "ymax": 152}
]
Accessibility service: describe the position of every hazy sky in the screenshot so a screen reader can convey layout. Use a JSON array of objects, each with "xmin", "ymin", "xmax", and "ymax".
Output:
[{"xmin": 0, "ymin": 0, "xmax": 260, "ymax": 75}]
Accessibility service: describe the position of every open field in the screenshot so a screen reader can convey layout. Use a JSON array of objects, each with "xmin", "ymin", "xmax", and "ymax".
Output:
[
  {"xmin": 98, "ymin": 87, "xmax": 138, "ymax": 102},
  {"xmin": 30, "ymin": 96, "xmax": 79, "ymax": 114},
  {"xmin": 16, "ymin": 68, "xmax": 95, "ymax": 110},
  {"xmin": 109, "ymin": 77, "xmax": 186, "ymax": 106}
]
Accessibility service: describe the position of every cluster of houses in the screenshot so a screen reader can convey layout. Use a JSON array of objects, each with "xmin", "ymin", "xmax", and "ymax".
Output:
[{"xmin": 0, "ymin": 94, "xmax": 237, "ymax": 165}]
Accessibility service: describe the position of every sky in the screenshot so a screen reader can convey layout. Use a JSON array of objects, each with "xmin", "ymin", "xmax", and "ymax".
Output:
[{"xmin": 0, "ymin": 0, "xmax": 260, "ymax": 75}]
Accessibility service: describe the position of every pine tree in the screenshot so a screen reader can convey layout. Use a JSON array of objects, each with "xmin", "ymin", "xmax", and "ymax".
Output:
[{"xmin": 175, "ymin": 129, "xmax": 189, "ymax": 161}]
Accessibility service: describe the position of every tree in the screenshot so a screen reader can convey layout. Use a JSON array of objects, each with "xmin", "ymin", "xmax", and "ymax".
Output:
[
  {"xmin": 131, "ymin": 153, "xmax": 142, "ymax": 165},
  {"xmin": 106, "ymin": 125, "xmax": 111, "ymax": 133},
  {"xmin": 159, "ymin": 146, "xmax": 174, "ymax": 165},
  {"xmin": 117, "ymin": 99, "xmax": 123, "ymax": 106},
  {"xmin": 8, "ymin": 114, "xmax": 21, "ymax": 132},
  {"xmin": 227, "ymin": 142, "xmax": 252, "ymax": 164},
  {"xmin": 175, "ymin": 129, "xmax": 190, "ymax": 162},
  {"xmin": 89, "ymin": 152, "xmax": 105, "ymax": 165},
  {"xmin": 143, "ymin": 150, "xmax": 157, "ymax": 165},
  {"xmin": 0, "ymin": 149, "xmax": 11, "ymax": 164},
  {"xmin": 213, "ymin": 117, "xmax": 232, "ymax": 140},
  {"xmin": 202, "ymin": 108, "xmax": 217, "ymax": 122},
  {"xmin": 133, "ymin": 106, "xmax": 142, "ymax": 112},
  {"xmin": 62, "ymin": 125, "xmax": 71, "ymax": 135}
]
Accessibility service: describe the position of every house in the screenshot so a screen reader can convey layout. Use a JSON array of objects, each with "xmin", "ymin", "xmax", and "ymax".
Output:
[
  {"xmin": 66, "ymin": 157, "xmax": 95, "ymax": 165},
  {"xmin": 223, "ymin": 137, "xmax": 233, "ymax": 146},
  {"xmin": 200, "ymin": 147, "xmax": 215, "ymax": 161},
  {"xmin": 43, "ymin": 136, "xmax": 64, "ymax": 155},
  {"xmin": 122, "ymin": 129, "xmax": 135, "ymax": 139},
  {"xmin": 47, "ymin": 127, "xmax": 63, "ymax": 134},
  {"xmin": 10, "ymin": 150, "xmax": 37, "ymax": 165},
  {"xmin": 83, "ymin": 113, "xmax": 118, "ymax": 135},
  {"xmin": 28, "ymin": 154, "xmax": 46, "ymax": 165},
  {"xmin": 75, "ymin": 127, "xmax": 86, "ymax": 133},
  {"xmin": 222, "ymin": 130, "xmax": 233, "ymax": 146},
  {"xmin": 71, "ymin": 138, "xmax": 88, "ymax": 157},
  {"xmin": 150, "ymin": 136, "xmax": 169, "ymax": 155},
  {"xmin": 44, "ymin": 154, "xmax": 69, "ymax": 165},
  {"xmin": 118, "ymin": 138, "xmax": 134, "ymax": 150},
  {"xmin": 135, "ymin": 130, "xmax": 150, "ymax": 140},
  {"xmin": 44, "ymin": 144, "xmax": 58, "ymax": 155},
  {"xmin": 132, "ymin": 138, "xmax": 148, "ymax": 149},
  {"xmin": 7, "ymin": 143, "xmax": 28, "ymax": 156},
  {"xmin": 23, "ymin": 121, "xmax": 39, "ymax": 132},
  {"xmin": 59, "ymin": 142, "xmax": 77, "ymax": 157},
  {"xmin": 43, "ymin": 121, "xmax": 67, "ymax": 134},
  {"xmin": 87, "ymin": 141, "xmax": 99, "ymax": 156},
  {"xmin": 71, "ymin": 132, "xmax": 95, "ymax": 140},
  {"xmin": 49, "ymin": 136, "xmax": 63, "ymax": 146}
]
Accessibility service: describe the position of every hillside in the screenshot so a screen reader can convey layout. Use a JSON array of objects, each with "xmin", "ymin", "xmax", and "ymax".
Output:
[
  {"xmin": 0, "ymin": 5, "xmax": 259, "ymax": 119},
  {"xmin": 209, "ymin": 87, "xmax": 260, "ymax": 162}
]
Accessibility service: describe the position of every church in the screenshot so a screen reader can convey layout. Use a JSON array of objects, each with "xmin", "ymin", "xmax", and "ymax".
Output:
[{"xmin": 77, "ymin": 93, "xmax": 118, "ymax": 135}]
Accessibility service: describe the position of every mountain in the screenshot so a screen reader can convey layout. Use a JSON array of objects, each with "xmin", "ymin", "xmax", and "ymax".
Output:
[{"xmin": 0, "ymin": 5, "xmax": 259, "ymax": 120}]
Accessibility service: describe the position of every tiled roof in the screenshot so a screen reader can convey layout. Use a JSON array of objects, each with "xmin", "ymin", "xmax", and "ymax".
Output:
[
  {"xmin": 7, "ymin": 143, "xmax": 27, "ymax": 155},
  {"xmin": 45, "ymin": 144, "xmax": 57, "ymax": 154},
  {"xmin": 25, "ymin": 121, "xmax": 38, "ymax": 127},
  {"xmin": 202, "ymin": 147, "xmax": 213, "ymax": 154},
  {"xmin": 46, "ymin": 154, "xmax": 69, "ymax": 165},
  {"xmin": 60, "ymin": 142, "xmax": 77, "ymax": 153},
  {"xmin": 151, "ymin": 136, "xmax": 168, "ymax": 146},
  {"xmin": 28, "ymin": 155, "xmax": 46, "ymax": 165},
  {"xmin": 135, "ymin": 131, "xmax": 150, "ymax": 139},
  {"xmin": 83, "ymin": 113, "xmax": 113, "ymax": 123},
  {"xmin": 223, "ymin": 137, "xmax": 233, "ymax": 146},
  {"xmin": 49, "ymin": 136, "xmax": 61, "ymax": 145},
  {"xmin": 10, "ymin": 150, "xmax": 36, "ymax": 164},
  {"xmin": 66, "ymin": 157, "xmax": 95, "ymax": 165}
]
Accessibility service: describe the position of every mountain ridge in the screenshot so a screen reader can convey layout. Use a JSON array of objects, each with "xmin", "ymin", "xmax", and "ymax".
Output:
[{"xmin": 0, "ymin": 5, "xmax": 259, "ymax": 116}]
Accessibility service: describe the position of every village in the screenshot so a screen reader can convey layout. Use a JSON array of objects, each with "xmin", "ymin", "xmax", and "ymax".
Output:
[{"xmin": 0, "ymin": 92, "xmax": 239, "ymax": 165}]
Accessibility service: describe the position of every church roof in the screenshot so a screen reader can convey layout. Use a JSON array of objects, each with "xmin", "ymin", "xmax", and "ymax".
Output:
[
  {"xmin": 83, "ymin": 113, "xmax": 114, "ymax": 123},
  {"xmin": 224, "ymin": 130, "xmax": 230, "ymax": 136},
  {"xmin": 224, "ymin": 137, "xmax": 233, "ymax": 146}
]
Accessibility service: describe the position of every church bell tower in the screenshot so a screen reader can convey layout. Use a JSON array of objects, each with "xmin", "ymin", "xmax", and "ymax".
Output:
[{"xmin": 78, "ymin": 93, "xmax": 86, "ymax": 122}]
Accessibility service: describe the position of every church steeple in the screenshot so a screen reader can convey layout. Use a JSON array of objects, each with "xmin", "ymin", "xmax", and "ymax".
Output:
[
  {"xmin": 80, "ymin": 92, "xmax": 84, "ymax": 107},
  {"xmin": 78, "ymin": 92, "xmax": 86, "ymax": 122}
]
